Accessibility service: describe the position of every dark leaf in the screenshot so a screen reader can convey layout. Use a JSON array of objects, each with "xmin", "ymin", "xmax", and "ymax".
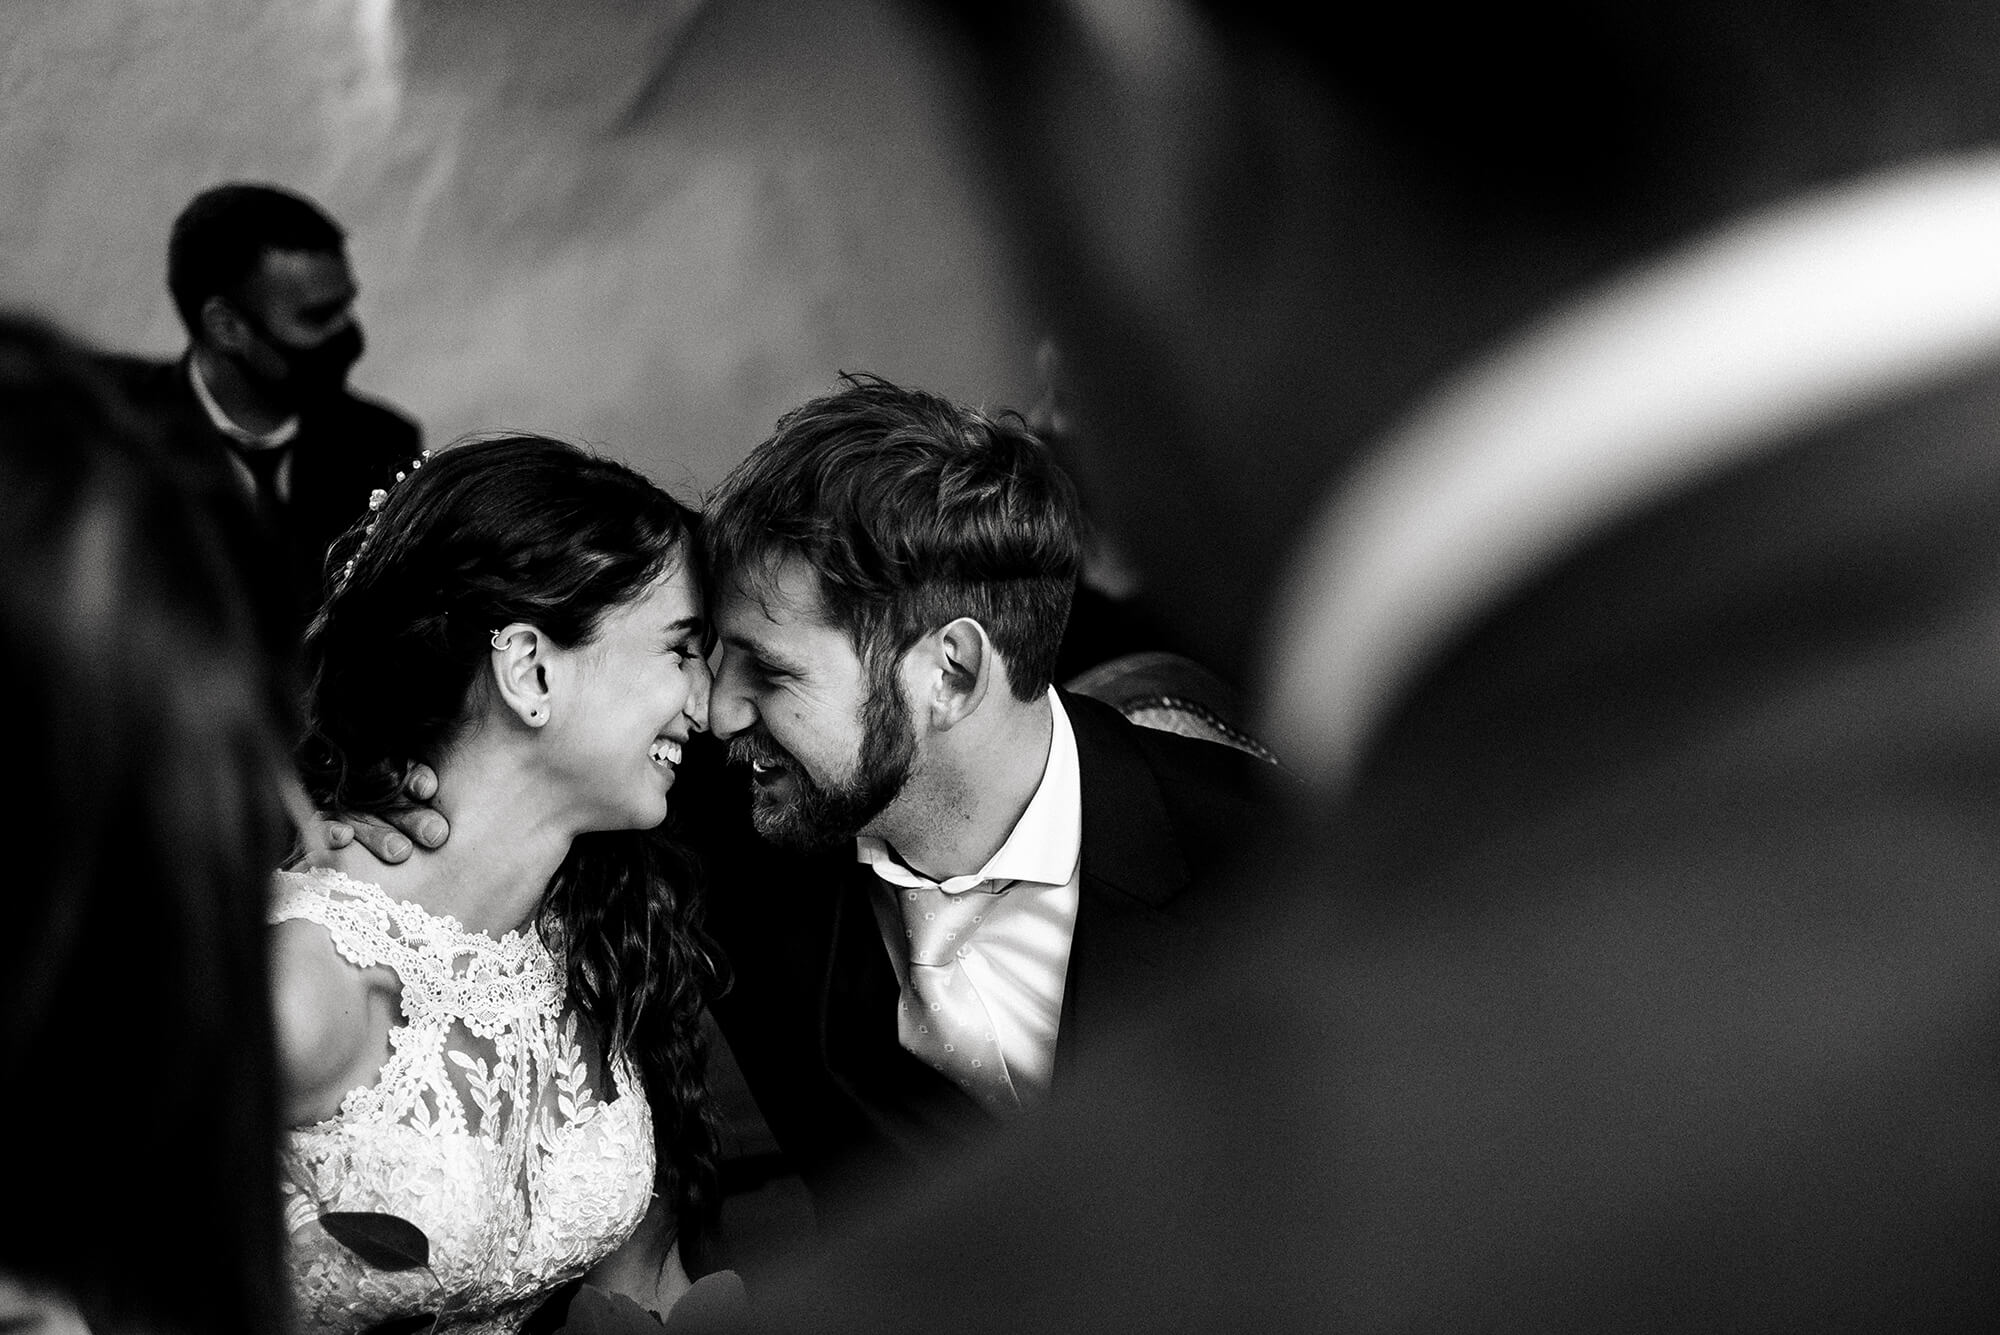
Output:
[
  {"xmin": 319, "ymin": 1210, "xmax": 433, "ymax": 1272},
  {"xmin": 359, "ymin": 1316, "xmax": 439, "ymax": 1335},
  {"xmin": 562, "ymin": 1283, "xmax": 665, "ymax": 1333},
  {"xmin": 662, "ymin": 1270, "xmax": 750, "ymax": 1334},
  {"xmin": 520, "ymin": 1277, "xmax": 585, "ymax": 1335}
]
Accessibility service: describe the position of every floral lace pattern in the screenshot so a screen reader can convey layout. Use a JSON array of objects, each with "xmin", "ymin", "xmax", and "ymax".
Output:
[{"xmin": 274, "ymin": 868, "xmax": 654, "ymax": 1334}]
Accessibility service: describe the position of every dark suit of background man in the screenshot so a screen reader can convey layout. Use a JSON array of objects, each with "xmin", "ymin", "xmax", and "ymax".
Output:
[
  {"xmin": 688, "ymin": 374, "xmax": 1273, "ymax": 1234},
  {"xmin": 105, "ymin": 183, "xmax": 419, "ymax": 642}
]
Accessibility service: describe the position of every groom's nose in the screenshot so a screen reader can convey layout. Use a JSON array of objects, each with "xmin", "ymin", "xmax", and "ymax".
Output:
[
  {"xmin": 683, "ymin": 655, "xmax": 712, "ymax": 733},
  {"xmin": 706, "ymin": 645, "xmax": 756, "ymax": 739}
]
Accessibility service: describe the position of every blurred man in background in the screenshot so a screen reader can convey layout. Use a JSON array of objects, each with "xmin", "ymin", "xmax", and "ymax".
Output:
[{"xmin": 105, "ymin": 182, "xmax": 419, "ymax": 642}]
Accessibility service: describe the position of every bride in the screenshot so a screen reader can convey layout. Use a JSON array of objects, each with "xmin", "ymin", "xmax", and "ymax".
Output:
[{"xmin": 271, "ymin": 435, "xmax": 718, "ymax": 1332}]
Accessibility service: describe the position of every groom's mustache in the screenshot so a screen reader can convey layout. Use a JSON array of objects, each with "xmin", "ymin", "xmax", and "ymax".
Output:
[{"xmin": 727, "ymin": 729, "xmax": 791, "ymax": 773}]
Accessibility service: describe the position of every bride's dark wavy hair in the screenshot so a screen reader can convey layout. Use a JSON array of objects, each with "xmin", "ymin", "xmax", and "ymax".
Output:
[{"xmin": 299, "ymin": 433, "xmax": 722, "ymax": 1257}]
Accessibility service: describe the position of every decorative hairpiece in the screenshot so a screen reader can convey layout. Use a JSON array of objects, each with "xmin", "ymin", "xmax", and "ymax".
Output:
[{"xmin": 339, "ymin": 449, "xmax": 433, "ymax": 587}]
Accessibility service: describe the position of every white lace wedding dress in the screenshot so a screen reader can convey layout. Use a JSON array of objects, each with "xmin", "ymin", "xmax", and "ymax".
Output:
[{"xmin": 273, "ymin": 867, "xmax": 655, "ymax": 1334}]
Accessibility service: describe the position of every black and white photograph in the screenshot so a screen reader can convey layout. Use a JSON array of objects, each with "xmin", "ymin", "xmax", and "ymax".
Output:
[{"xmin": 4, "ymin": 2, "xmax": 1998, "ymax": 1331}]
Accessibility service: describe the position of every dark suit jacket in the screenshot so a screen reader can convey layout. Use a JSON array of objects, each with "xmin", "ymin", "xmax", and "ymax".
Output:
[
  {"xmin": 699, "ymin": 688, "xmax": 1273, "ymax": 1229},
  {"xmin": 100, "ymin": 353, "xmax": 419, "ymax": 639}
]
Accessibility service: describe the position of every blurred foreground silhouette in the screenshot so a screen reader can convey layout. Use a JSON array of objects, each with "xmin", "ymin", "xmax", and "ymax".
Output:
[{"xmin": 733, "ymin": 1, "xmax": 2000, "ymax": 1328}]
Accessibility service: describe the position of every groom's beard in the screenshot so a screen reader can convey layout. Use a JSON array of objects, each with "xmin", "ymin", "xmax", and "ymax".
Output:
[{"xmin": 728, "ymin": 680, "xmax": 917, "ymax": 851}]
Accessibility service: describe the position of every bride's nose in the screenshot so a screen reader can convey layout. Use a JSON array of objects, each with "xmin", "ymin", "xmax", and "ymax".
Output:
[{"xmin": 684, "ymin": 658, "xmax": 711, "ymax": 733}]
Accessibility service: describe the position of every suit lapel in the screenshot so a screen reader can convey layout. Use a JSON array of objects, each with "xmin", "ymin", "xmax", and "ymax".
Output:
[{"xmin": 1053, "ymin": 690, "xmax": 1191, "ymax": 1092}]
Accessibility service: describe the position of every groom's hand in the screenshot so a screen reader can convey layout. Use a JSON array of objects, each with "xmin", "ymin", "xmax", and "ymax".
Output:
[{"xmin": 318, "ymin": 764, "xmax": 448, "ymax": 864}]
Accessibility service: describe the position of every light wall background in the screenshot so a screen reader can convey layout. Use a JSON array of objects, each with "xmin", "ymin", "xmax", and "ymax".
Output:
[{"xmin": 0, "ymin": 0, "xmax": 1041, "ymax": 497}]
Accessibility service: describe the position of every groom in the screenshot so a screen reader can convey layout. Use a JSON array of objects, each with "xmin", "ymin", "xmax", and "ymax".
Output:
[{"xmin": 684, "ymin": 373, "xmax": 1272, "ymax": 1226}]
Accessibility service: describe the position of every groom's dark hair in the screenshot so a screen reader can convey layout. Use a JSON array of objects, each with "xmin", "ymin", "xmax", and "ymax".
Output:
[{"xmin": 704, "ymin": 372, "xmax": 1084, "ymax": 700}]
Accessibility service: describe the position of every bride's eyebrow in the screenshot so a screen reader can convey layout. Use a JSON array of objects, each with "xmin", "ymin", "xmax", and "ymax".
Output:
[{"xmin": 659, "ymin": 615, "xmax": 708, "ymax": 651}]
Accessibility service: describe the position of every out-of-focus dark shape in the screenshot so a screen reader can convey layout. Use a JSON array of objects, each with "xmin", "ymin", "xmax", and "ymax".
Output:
[
  {"xmin": 101, "ymin": 182, "xmax": 420, "ymax": 647},
  {"xmin": 1029, "ymin": 336, "xmax": 1191, "ymax": 687},
  {"xmin": 728, "ymin": 1, "xmax": 2000, "ymax": 1329},
  {"xmin": 0, "ymin": 312, "xmax": 296, "ymax": 1334}
]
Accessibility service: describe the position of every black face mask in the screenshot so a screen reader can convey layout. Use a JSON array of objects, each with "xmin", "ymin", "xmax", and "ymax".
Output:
[{"xmin": 237, "ymin": 313, "xmax": 365, "ymax": 400}]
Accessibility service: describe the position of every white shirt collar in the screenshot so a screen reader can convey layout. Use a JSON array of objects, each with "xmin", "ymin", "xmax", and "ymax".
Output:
[
  {"xmin": 857, "ymin": 688, "xmax": 1082, "ymax": 894},
  {"xmin": 187, "ymin": 355, "xmax": 299, "ymax": 450},
  {"xmin": 1265, "ymin": 148, "xmax": 2000, "ymax": 790}
]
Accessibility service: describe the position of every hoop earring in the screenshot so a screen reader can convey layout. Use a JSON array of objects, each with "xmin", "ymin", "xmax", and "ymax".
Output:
[{"xmin": 490, "ymin": 629, "xmax": 509, "ymax": 651}]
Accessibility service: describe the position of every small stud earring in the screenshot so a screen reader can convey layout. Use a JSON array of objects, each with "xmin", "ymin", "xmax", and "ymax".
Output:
[{"xmin": 528, "ymin": 706, "xmax": 546, "ymax": 724}]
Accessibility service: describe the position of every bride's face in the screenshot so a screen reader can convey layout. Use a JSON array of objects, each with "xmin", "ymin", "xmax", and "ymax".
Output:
[{"xmin": 544, "ymin": 559, "xmax": 709, "ymax": 832}]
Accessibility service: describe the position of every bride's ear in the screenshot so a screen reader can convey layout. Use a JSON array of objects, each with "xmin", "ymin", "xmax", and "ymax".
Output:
[{"xmin": 487, "ymin": 623, "xmax": 552, "ymax": 727}]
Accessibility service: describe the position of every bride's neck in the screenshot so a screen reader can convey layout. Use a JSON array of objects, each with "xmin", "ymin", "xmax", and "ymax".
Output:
[{"xmin": 383, "ymin": 738, "xmax": 578, "ymax": 938}]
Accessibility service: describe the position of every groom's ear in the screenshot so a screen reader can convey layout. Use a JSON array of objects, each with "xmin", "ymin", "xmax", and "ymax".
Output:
[
  {"xmin": 487, "ymin": 622, "xmax": 552, "ymax": 728},
  {"xmin": 919, "ymin": 616, "xmax": 995, "ymax": 730}
]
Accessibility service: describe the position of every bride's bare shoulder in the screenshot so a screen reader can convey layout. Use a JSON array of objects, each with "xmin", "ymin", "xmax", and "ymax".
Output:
[{"xmin": 270, "ymin": 899, "xmax": 393, "ymax": 1126}]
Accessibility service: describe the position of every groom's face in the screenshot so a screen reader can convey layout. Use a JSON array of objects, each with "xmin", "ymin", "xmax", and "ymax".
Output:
[{"xmin": 710, "ymin": 553, "xmax": 918, "ymax": 850}]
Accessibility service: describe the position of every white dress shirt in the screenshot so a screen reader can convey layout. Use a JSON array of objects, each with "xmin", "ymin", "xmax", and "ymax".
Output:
[
  {"xmin": 187, "ymin": 356, "xmax": 298, "ymax": 502},
  {"xmin": 858, "ymin": 688, "xmax": 1083, "ymax": 1107}
]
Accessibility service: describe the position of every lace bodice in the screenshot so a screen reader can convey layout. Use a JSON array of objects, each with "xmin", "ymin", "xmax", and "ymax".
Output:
[{"xmin": 274, "ymin": 868, "xmax": 654, "ymax": 1334}]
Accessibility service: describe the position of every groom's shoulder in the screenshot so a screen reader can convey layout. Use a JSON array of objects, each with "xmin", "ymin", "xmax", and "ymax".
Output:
[{"xmin": 1063, "ymin": 688, "xmax": 1284, "ymax": 821}]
